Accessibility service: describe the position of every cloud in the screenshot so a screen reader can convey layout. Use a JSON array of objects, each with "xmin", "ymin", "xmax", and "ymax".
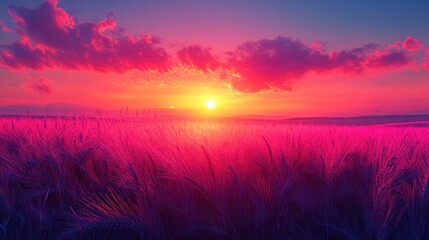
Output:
[
  {"xmin": 225, "ymin": 37, "xmax": 414, "ymax": 92},
  {"xmin": 327, "ymin": 44, "xmax": 377, "ymax": 73},
  {"xmin": 1, "ymin": 0, "xmax": 170, "ymax": 72},
  {"xmin": 0, "ymin": 19, "xmax": 13, "ymax": 32},
  {"xmin": 177, "ymin": 44, "xmax": 220, "ymax": 72},
  {"xmin": 23, "ymin": 78, "xmax": 53, "ymax": 95},
  {"xmin": 402, "ymin": 36, "xmax": 424, "ymax": 52},
  {"xmin": 364, "ymin": 50, "xmax": 410, "ymax": 69},
  {"xmin": 0, "ymin": 1, "xmax": 425, "ymax": 94},
  {"xmin": 225, "ymin": 37, "xmax": 327, "ymax": 92},
  {"xmin": 388, "ymin": 41, "xmax": 401, "ymax": 49},
  {"xmin": 424, "ymin": 50, "xmax": 429, "ymax": 69},
  {"xmin": 1, "ymin": 42, "xmax": 50, "ymax": 69}
]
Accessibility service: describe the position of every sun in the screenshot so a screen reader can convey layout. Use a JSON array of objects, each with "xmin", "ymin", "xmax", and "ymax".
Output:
[{"xmin": 206, "ymin": 100, "xmax": 216, "ymax": 109}]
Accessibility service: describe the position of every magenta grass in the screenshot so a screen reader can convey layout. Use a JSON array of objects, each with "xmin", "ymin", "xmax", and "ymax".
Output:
[{"xmin": 1, "ymin": 117, "xmax": 429, "ymax": 239}]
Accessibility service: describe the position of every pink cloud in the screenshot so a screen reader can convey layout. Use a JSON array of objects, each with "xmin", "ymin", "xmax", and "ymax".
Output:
[
  {"xmin": 0, "ymin": 42, "xmax": 51, "ymax": 70},
  {"xmin": 23, "ymin": 78, "xmax": 53, "ymax": 95},
  {"xmin": 364, "ymin": 50, "xmax": 410, "ymax": 69},
  {"xmin": 388, "ymin": 41, "xmax": 401, "ymax": 49},
  {"xmin": 226, "ymin": 37, "xmax": 330, "ymax": 92},
  {"xmin": 1, "ymin": 0, "xmax": 170, "ymax": 73},
  {"xmin": 327, "ymin": 44, "xmax": 377, "ymax": 73},
  {"xmin": 225, "ymin": 37, "xmax": 413, "ymax": 92},
  {"xmin": 309, "ymin": 40, "xmax": 325, "ymax": 53},
  {"xmin": 424, "ymin": 50, "xmax": 429, "ymax": 69},
  {"xmin": 0, "ymin": 1, "xmax": 425, "ymax": 94},
  {"xmin": 177, "ymin": 45, "xmax": 220, "ymax": 72},
  {"xmin": 0, "ymin": 19, "xmax": 13, "ymax": 32},
  {"xmin": 402, "ymin": 36, "xmax": 424, "ymax": 52}
]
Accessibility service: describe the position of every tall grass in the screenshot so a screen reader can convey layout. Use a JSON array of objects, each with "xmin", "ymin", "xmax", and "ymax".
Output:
[{"xmin": 0, "ymin": 117, "xmax": 428, "ymax": 239}]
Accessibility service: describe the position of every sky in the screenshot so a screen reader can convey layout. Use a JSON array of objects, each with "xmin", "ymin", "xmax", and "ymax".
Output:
[{"xmin": 0, "ymin": 0, "xmax": 429, "ymax": 117}]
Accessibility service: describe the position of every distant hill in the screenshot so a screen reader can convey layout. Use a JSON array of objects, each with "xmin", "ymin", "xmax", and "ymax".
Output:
[
  {"xmin": 0, "ymin": 103, "xmax": 96, "ymax": 116},
  {"xmin": 283, "ymin": 114, "xmax": 429, "ymax": 126}
]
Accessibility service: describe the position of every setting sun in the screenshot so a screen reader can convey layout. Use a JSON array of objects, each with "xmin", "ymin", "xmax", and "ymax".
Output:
[{"xmin": 206, "ymin": 100, "xmax": 216, "ymax": 109}]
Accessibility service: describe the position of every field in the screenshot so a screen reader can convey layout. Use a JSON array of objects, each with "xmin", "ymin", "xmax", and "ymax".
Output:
[{"xmin": 0, "ymin": 117, "xmax": 429, "ymax": 239}]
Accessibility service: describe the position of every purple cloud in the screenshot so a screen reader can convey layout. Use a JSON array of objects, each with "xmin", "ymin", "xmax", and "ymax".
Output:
[
  {"xmin": 424, "ymin": 50, "xmax": 429, "ymax": 69},
  {"xmin": 402, "ymin": 36, "xmax": 424, "ymax": 52},
  {"xmin": 0, "ymin": 1, "xmax": 424, "ymax": 94},
  {"xmin": 1, "ymin": 0, "xmax": 170, "ymax": 73},
  {"xmin": 23, "ymin": 78, "xmax": 53, "ymax": 95},
  {"xmin": 177, "ymin": 45, "xmax": 220, "ymax": 72},
  {"xmin": 225, "ymin": 37, "xmax": 413, "ymax": 92},
  {"xmin": 365, "ymin": 50, "xmax": 410, "ymax": 69},
  {"xmin": 0, "ymin": 19, "xmax": 13, "ymax": 32},
  {"xmin": 226, "ymin": 37, "xmax": 327, "ymax": 92}
]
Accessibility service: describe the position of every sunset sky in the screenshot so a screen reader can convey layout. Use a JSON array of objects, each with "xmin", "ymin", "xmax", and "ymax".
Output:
[{"xmin": 1, "ymin": 0, "xmax": 429, "ymax": 117}]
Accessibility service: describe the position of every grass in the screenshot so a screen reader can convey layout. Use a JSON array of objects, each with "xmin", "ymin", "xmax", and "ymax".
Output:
[{"xmin": 0, "ymin": 116, "xmax": 428, "ymax": 239}]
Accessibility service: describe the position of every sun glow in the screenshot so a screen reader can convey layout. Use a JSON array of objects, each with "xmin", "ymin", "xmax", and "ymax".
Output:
[{"xmin": 206, "ymin": 100, "xmax": 216, "ymax": 109}]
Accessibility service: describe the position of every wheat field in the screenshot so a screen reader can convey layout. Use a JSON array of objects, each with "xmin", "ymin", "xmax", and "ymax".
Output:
[{"xmin": 0, "ymin": 117, "xmax": 429, "ymax": 239}]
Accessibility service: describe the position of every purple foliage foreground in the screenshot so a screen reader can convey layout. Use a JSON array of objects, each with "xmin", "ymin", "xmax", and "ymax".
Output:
[{"xmin": 0, "ymin": 117, "xmax": 429, "ymax": 239}]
